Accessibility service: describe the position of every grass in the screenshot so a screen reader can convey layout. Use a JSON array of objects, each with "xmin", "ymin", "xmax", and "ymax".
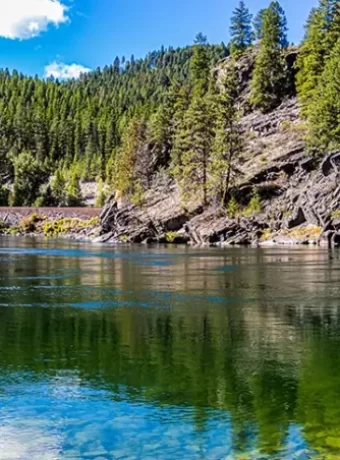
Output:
[
  {"xmin": 280, "ymin": 120, "xmax": 308, "ymax": 133},
  {"xmin": 19, "ymin": 213, "xmax": 44, "ymax": 233},
  {"xmin": 43, "ymin": 217, "xmax": 99, "ymax": 236},
  {"xmin": 0, "ymin": 214, "xmax": 100, "ymax": 236},
  {"xmin": 282, "ymin": 225, "xmax": 322, "ymax": 240}
]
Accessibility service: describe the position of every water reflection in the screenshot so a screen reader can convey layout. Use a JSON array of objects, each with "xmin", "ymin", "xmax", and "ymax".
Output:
[{"xmin": 0, "ymin": 238, "xmax": 340, "ymax": 458}]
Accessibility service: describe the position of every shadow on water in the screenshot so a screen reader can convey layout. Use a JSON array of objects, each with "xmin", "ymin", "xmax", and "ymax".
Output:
[{"xmin": 0, "ymin": 237, "xmax": 340, "ymax": 458}]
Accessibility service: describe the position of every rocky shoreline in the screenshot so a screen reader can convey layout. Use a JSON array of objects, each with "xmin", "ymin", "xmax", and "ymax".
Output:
[
  {"xmin": 1, "ymin": 144, "xmax": 340, "ymax": 249},
  {"xmin": 0, "ymin": 208, "xmax": 101, "ymax": 241},
  {"xmin": 2, "ymin": 146, "xmax": 339, "ymax": 248},
  {"xmin": 0, "ymin": 204, "xmax": 338, "ymax": 248}
]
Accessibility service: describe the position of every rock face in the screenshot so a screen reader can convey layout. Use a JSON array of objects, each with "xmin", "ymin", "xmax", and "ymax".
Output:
[{"xmin": 99, "ymin": 183, "xmax": 201, "ymax": 244}]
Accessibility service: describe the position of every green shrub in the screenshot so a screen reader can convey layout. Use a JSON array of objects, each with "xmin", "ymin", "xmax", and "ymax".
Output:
[
  {"xmin": 227, "ymin": 196, "xmax": 240, "ymax": 218},
  {"xmin": 43, "ymin": 217, "xmax": 99, "ymax": 237},
  {"xmin": 19, "ymin": 213, "xmax": 43, "ymax": 233},
  {"xmin": 244, "ymin": 189, "xmax": 262, "ymax": 216},
  {"xmin": 165, "ymin": 232, "xmax": 180, "ymax": 243},
  {"xmin": 95, "ymin": 179, "xmax": 110, "ymax": 207},
  {"xmin": 119, "ymin": 235, "xmax": 129, "ymax": 243},
  {"xmin": 0, "ymin": 220, "xmax": 9, "ymax": 232},
  {"xmin": 130, "ymin": 181, "xmax": 145, "ymax": 207}
]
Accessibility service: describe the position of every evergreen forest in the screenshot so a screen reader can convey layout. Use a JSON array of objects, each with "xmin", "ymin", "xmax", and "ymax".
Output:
[{"xmin": 0, "ymin": 0, "xmax": 339, "ymax": 207}]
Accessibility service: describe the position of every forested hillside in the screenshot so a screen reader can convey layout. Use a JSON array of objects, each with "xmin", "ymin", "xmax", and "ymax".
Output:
[
  {"xmin": 1, "ymin": 0, "xmax": 340, "ymax": 210},
  {"xmin": 0, "ymin": 43, "xmax": 228, "ymax": 206}
]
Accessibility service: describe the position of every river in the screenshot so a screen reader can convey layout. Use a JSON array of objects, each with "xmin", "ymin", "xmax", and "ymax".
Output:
[{"xmin": 0, "ymin": 237, "xmax": 339, "ymax": 459}]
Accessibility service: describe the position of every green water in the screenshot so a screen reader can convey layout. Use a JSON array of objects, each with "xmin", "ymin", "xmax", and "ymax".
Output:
[{"xmin": 0, "ymin": 238, "xmax": 340, "ymax": 459}]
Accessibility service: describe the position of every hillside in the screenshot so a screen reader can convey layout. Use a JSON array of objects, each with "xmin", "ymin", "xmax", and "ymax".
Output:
[
  {"xmin": 98, "ymin": 44, "xmax": 340, "ymax": 247},
  {"xmin": 1, "ymin": 0, "xmax": 340, "ymax": 246},
  {"xmin": 0, "ymin": 43, "xmax": 228, "ymax": 207}
]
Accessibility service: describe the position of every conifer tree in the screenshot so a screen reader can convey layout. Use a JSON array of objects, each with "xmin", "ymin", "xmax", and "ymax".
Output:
[
  {"xmin": 230, "ymin": 1, "xmax": 254, "ymax": 54},
  {"xmin": 250, "ymin": 1, "xmax": 288, "ymax": 112},
  {"xmin": 190, "ymin": 34, "xmax": 210, "ymax": 96},
  {"xmin": 296, "ymin": 8, "xmax": 328, "ymax": 117},
  {"xmin": 148, "ymin": 93, "xmax": 175, "ymax": 168},
  {"xmin": 114, "ymin": 118, "xmax": 151, "ymax": 199},
  {"xmin": 271, "ymin": 1, "xmax": 289, "ymax": 48},
  {"xmin": 296, "ymin": 0, "xmax": 340, "ymax": 117},
  {"xmin": 253, "ymin": 9, "xmax": 266, "ymax": 41},
  {"xmin": 172, "ymin": 96, "xmax": 215, "ymax": 205},
  {"xmin": 308, "ymin": 38, "xmax": 340, "ymax": 152},
  {"xmin": 113, "ymin": 56, "xmax": 121, "ymax": 74},
  {"xmin": 66, "ymin": 171, "xmax": 82, "ymax": 206},
  {"xmin": 210, "ymin": 60, "xmax": 243, "ymax": 204},
  {"xmin": 328, "ymin": 1, "xmax": 340, "ymax": 43},
  {"xmin": 51, "ymin": 169, "xmax": 67, "ymax": 206}
]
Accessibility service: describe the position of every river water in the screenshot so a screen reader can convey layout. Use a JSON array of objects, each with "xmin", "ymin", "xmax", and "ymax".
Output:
[{"xmin": 0, "ymin": 238, "xmax": 340, "ymax": 459}]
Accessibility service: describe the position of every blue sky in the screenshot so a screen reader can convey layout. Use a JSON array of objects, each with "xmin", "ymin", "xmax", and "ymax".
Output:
[{"xmin": 0, "ymin": 0, "xmax": 317, "ymax": 78}]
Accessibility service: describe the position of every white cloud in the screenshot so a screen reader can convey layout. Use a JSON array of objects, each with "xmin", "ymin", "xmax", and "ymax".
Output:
[
  {"xmin": 0, "ymin": 0, "xmax": 68, "ymax": 40},
  {"xmin": 45, "ymin": 61, "xmax": 91, "ymax": 79}
]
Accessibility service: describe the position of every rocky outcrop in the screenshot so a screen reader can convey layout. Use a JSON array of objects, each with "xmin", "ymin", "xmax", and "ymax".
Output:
[
  {"xmin": 98, "ymin": 94, "xmax": 340, "ymax": 247},
  {"xmin": 99, "ymin": 48, "xmax": 339, "ymax": 248},
  {"xmin": 98, "ymin": 149, "xmax": 339, "ymax": 247},
  {"xmin": 98, "ymin": 183, "xmax": 202, "ymax": 244}
]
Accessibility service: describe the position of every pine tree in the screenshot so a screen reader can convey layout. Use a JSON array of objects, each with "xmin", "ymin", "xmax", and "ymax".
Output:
[
  {"xmin": 66, "ymin": 169, "xmax": 83, "ymax": 206},
  {"xmin": 270, "ymin": 1, "xmax": 289, "ymax": 48},
  {"xmin": 230, "ymin": 1, "xmax": 254, "ymax": 54},
  {"xmin": 250, "ymin": 2, "xmax": 288, "ymax": 112},
  {"xmin": 51, "ymin": 169, "xmax": 67, "ymax": 206},
  {"xmin": 113, "ymin": 56, "xmax": 121, "ymax": 74},
  {"xmin": 308, "ymin": 38, "xmax": 340, "ymax": 152},
  {"xmin": 296, "ymin": 0, "xmax": 340, "ymax": 118},
  {"xmin": 148, "ymin": 92, "xmax": 175, "ymax": 168},
  {"xmin": 253, "ymin": 9, "xmax": 266, "ymax": 41},
  {"xmin": 172, "ymin": 96, "xmax": 215, "ymax": 205},
  {"xmin": 115, "ymin": 118, "xmax": 151, "ymax": 199},
  {"xmin": 296, "ymin": 7, "xmax": 328, "ymax": 117},
  {"xmin": 190, "ymin": 34, "xmax": 210, "ymax": 96},
  {"xmin": 325, "ymin": 0, "xmax": 340, "ymax": 49},
  {"xmin": 210, "ymin": 59, "xmax": 243, "ymax": 204}
]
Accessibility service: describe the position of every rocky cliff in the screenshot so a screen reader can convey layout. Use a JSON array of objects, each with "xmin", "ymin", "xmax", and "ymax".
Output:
[{"xmin": 98, "ymin": 52, "xmax": 340, "ymax": 248}]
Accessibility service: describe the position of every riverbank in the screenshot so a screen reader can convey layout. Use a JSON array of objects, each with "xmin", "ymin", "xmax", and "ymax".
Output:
[
  {"xmin": 0, "ymin": 208, "xmax": 101, "ymax": 240},
  {"xmin": 0, "ymin": 207, "xmax": 336, "ymax": 248},
  {"xmin": 0, "ymin": 203, "xmax": 338, "ymax": 248}
]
